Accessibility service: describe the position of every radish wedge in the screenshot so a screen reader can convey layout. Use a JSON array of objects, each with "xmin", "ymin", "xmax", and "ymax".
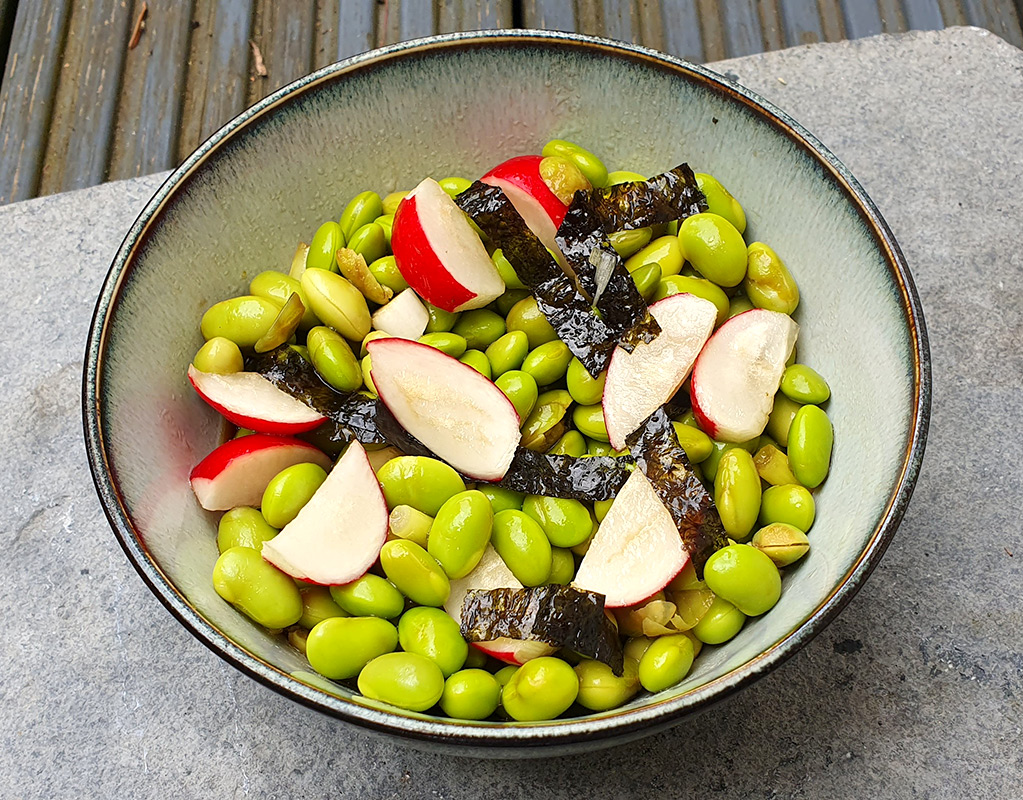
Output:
[
  {"xmin": 481, "ymin": 155, "xmax": 569, "ymax": 261},
  {"xmin": 262, "ymin": 441, "xmax": 387, "ymax": 585},
  {"xmin": 602, "ymin": 293, "xmax": 718, "ymax": 450},
  {"xmin": 368, "ymin": 338, "xmax": 520, "ymax": 480},
  {"xmin": 188, "ymin": 365, "xmax": 325, "ymax": 434},
  {"xmin": 691, "ymin": 309, "xmax": 799, "ymax": 443},
  {"xmin": 189, "ymin": 434, "xmax": 332, "ymax": 511},
  {"xmin": 371, "ymin": 288, "xmax": 429, "ymax": 340},
  {"xmin": 572, "ymin": 469, "xmax": 689, "ymax": 608}
]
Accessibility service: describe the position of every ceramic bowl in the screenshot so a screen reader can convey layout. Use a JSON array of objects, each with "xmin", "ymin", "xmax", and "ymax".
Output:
[{"xmin": 83, "ymin": 30, "xmax": 929, "ymax": 756}]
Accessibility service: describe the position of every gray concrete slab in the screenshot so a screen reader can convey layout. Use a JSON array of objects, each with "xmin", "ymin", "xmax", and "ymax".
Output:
[{"xmin": 0, "ymin": 26, "xmax": 1019, "ymax": 800}]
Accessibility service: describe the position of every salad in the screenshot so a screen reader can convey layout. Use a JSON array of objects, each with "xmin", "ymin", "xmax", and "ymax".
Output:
[{"xmin": 188, "ymin": 140, "xmax": 834, "ymax": 721}]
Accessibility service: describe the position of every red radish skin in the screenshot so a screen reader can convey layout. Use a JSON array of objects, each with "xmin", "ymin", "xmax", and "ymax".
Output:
[
  {"xmin": 189, "ymin": 434, "xmax": 332, "ymax": 511},
  {"xmin": 188, "ymin": 365, "xmax": 325, "ymax": 434},
  {"xmin": 391, "ymin": 178, "xmax": 504, "ymax": 313},
  {"xmin": 261, "ymin": 441, "xmax": 388, "ymax": 585},
  {"xmin": 482, "ymin": 155, "xmax": 569, "ymax": 227}
]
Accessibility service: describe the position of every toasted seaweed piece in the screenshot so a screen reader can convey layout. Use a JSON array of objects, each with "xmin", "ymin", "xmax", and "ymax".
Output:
[
  {"xmin": 493, "ymin": 447, "xmax": 631, "ymax": 502},
  {"xmin": 626, "ymin": 407, "xmax": 727, "ymax": 577},
  {"xmin": 460, "ymin": 586, "xmax": 624, "ymax": 675}
]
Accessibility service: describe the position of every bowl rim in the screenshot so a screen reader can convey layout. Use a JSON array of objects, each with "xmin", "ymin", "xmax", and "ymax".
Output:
[{"xmin": 82, "ymin": 28, "xmax": 931, "ymax": 751}]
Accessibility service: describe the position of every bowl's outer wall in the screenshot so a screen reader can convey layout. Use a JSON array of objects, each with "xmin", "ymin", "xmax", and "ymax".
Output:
[{"xmin": 89, "ymin": 34, "xmax": 924, "ymax": 751}]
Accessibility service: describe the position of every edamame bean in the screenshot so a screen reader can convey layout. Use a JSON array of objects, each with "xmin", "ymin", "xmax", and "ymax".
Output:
[
  {"xmin": 458, "ymin": 349, "xmax": 492, "ymax": 378},
  {"xmin": 522, "ymin": 495, "xmax": 594, "ymax": 548},
  {"xmin": 630, "ymin": 262, "xmax": 662, "ymax": 301},
  {"xmin": 308, "ymin": 221, "xmax": 344, "ymax": 272},
  {"xmin": 348, "ymin": 221, "xmax": 388, "ymax": 265},
  {"xmin": 361, "ymin": 354, "xmax": 376, "ymax": 395},
  {"xmin": 306, "ymin": 616, "xmax": 398, "ymax": 680},
  {"xmin": 695, "ymin": 173, "xmax": 747, "ymax": 234},
  {"xmin": 593, "ymin": 498, "xmax": 613, "ymax": 523},
  {"xmin": 495, "ymin": 370, "xmax": 539, "ymax": 425},
  {"xmin": 759, "ymin": 484, "xmax": 816, "ymax": 531},
  {"xmin": 382, "ymin": 191, "xmax": 408, "ymax": 216},
  {"xmin": 519, "ymin": 388, "xmax": 570, "ymax": 450},
  {"xmin": 453, "ymin": 309, "xmax": 506, "ymax": 350},
  {"xmin": 752, "ymin": 523, "xmax": 810, "ymax": 567},
  {"xmin": 212, "ymin": 546, "xmax": 303, "ymax": 629},
  {"xmin": 542, "ymin": 139, "xmax": 608, "ymax": 188},
  {"xmin": 780, "ymin": 364, "xmax": 830, "ymax": 404},
  {"xmin": 253, "ymin": 292, "xmax": 305, "ymax": 353},
  {"xmin": 692, "ymin": 596, "xmax": 746, "ymax": 644},
  {"xmin": 678, "ymin": 213, "xmax": 748, "ymax": 287},
  {"xmin": 380, "ymin": 539, "xmax": 450, "ymax": 606},
  {"xmin": 329, "ymin": 574, "xmax": 405, "ymax": 619},
  {"xmin": 753, "ymin": 443, "xmax": 801, "ymax": 486},
  {"xmin": 565, "ymin": 358, "xmax": 606, "ymax": 406},
  {"xmin": 547, "ymin": 430, "xmax": 587, "ymax": 457},
  {"xmin": 438, "ymin": 176, "xmax": 472, "ymax": 197},
  {"xmin": 744, "ymin": 242, "xmax": 800, "ymax": 315},
  {"xmin": 539, "ymin": 155, "xmax": 592, "ymax": 204},
  {"xmin": 477, "ymin": 486, "xmax": 525, "ymax": 514},
  {"xmin": 671, "ymin": 421, "xmax": 713, "ymax": 463},
  {"xmin": 546, "ymin": 547, "xmax": 576, "ymax": 585},
  {"xmin": 428, "ymin": 490, "xmax": 494, "ymax": 579},
  {"xmin": 486, "ymin": 330, "xmax": 529, "ymax": 377},
  {"xmin": 300, "ymin": 268, "xmax": 372, "ymax": 340},
  {"xmin": 728, "ymin": 294, "xmax": 755, "ymax": 319},
  {"xmin": 704, "ymin": 544, "xmax": 782, "ymax": 616},
  {"xmin": 441, "ymin": 669, "xmax": 501, "ymax": 720},
  {"xmin": 766, "ymin": 392, "xmax": 803, "ymax": 443},
  {"xmin": 306, "ymin": 326, "xmax": 363, "ymax": 392},
  {"xmin": 609, "ymin": 226, "xmax": 653, "ymax": 258},
  {"xmin": 714, "ymin": 449, "xmax": 762, "ymax": 541},
  {"xmin": 376, "ymin": 456, "xmax": 466, "ymax": 516},
  {"xmin": 200, "ymin": 296, "xmax": 280, "ymax": 348},
  {"xmin": 787, "ymin": 405, "xmax": 833, "ymax": 488},
  {"xmin": 573, "ymin": 403, "xmax": 609, "ymax": 442},
  {"xmin": 375, "ymin": 214, "xmax": 393, "ymax": 244},
  {"xmin": 339, "ymin": 191, "xmax": 383, "ymax": 241},
  {"xmin": 299, "ymin": 586, "xmax": 348, "ymax": 629},
  {"xmin": 506, "ymin": 296, "xmax": 557, "ymax": 349},
  {"xmin": 464, "ymin": 646, "xmax": 487, "ymax": 670},
  {"xmin": 653, "ymin": 275, "xmax": 729, "ymax": 326},
  {"xmin": 217, "ymin": 507, "xmax": 279, "ymax": 553},
  {"xmin": 289, "ymin": 628, "xmax": 308, "ymax": 654},
  {"xmin": 249, "ymin": 271, "xmax": 320, "ymax": 330},
  {"xmin": 623, "ymin": 636, "xmax": 653, "ymax": 662},
  {"xmin": 194, "ymin": 337, "xmax": 244, "ymax": 374},
  {"xmin": 575, "ymin": 658, "xmax": 640, "ymax": 711},
  {"xmin": 638, "ymin": 633, "xmax": 695, "ymax": 693},
  {"xmin": 398, "ymin": 607, "xmax": 468, "ymax": 677},
  {"xmin": 418, "ymin": 331, "xmax": 468, "ymax": 357},
  {"xmin": 502, "ymin": 656, "xmax": 580, "ymax": 721},
  {"xmin": 388, "ymin": 505, "xmax": 434, "ymax": 548},
  {"xmin": 495, "ymin": 288, "xmax": 531, "ymax": 317},
  {"xmin": 367, "ymin": 255, "xmax": 409, "ymax": 294},
  {"xmin": 491, "ymin": 510, "xmax": 552, "ymax": 587},
  {"xmin": 625, "ymin": 235, "xmax": 684, "ymax": 278},
  {"xmin": 359, "ymin": 652, "xmax": 445, "ymax": 712},
  {"xmin": 606, "ymin": 169, "xmax": 646, "ymax": 185},
  {"xmin": 490, "ymin": 248, "xmax": 525, "ymax": 290},
  {"xmin": 425, "ymin": 303, "xmax": 460, "ymax": 333},
  {"xmin": 522, "ymin": 340, "xmax": 572, "ymax": 386},
  {"xmin": 261, "ymin": 462, "xmax": 328, "ymax": 528}
]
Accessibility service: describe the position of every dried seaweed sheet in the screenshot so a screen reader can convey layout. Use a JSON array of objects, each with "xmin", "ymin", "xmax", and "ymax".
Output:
[
  {"xmin": 461, "ymin": 586, "xmax": 624, "ymax": 674},
  {"xmin": 626, "ymin": 407, "xmax": 727, "ymax": 577},
  {"xmin": 493, "ymin": 448, "xmax": 631, "ymax": 502}
]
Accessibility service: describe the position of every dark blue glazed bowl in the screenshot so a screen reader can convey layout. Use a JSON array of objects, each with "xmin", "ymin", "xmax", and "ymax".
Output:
[{"xmin": 84, "ymin": 30, "xmax": 929, "ymax": 756}]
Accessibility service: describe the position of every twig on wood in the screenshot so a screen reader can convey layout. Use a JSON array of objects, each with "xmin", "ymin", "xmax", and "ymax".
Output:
[{"xmin": 128, "ymin": 3, "xmax": 148, "ymax": 51}]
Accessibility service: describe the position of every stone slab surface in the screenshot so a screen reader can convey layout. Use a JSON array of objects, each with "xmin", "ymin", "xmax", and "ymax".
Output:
[{"xmin": 0, "ymin": 26, "xmax": 1020, "ymax": 799}]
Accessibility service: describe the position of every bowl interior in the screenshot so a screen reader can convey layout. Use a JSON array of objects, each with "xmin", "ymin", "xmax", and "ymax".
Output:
[{"xmin": 89, "ymin": 33, "xmax": 923, "ymax": 749}]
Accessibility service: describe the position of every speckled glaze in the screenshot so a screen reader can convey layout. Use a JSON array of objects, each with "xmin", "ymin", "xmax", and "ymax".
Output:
[{"xmin": 83, "ymin": 30, "xmax": 929, "ymax": 756}]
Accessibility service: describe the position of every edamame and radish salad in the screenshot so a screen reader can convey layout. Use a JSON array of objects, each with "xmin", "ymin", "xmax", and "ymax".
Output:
[{"xmin": 187, "ymin": 140, "xmax": 834, "ymax": 722}]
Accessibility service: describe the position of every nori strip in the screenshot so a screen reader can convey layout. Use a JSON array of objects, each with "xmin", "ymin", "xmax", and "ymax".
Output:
[
  {"xmin": 460, "ymin": 586, "xmax": 624, "ymax": 675},
  {"xmin": 492, "ymin": 447, "xmax": 631, "ymax": 502},
  {"xmin": 626, "ymin": 407, "xmax": 728, "ymax": 577}
]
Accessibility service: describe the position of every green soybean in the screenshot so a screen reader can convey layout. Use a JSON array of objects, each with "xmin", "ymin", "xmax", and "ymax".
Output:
[
  {"xmin": 714, "ymin": 449, "xmax": 762, "ymax": 541},
  {"xmin": 728, "ymin": 294, "xmax": 756, "ymax": 319},
  {"xmin": 671, "ymin": 421, "xmax": 713, "ymax": 463},
  {"xmin": 376, "ymin": 456, "xmax": 465, "ymax": 516},
  {"xmin": 398, "ymin": 607, "xmax": 468, "ymax": 677},
  {"xmin": 388, "ymin": 505, "xmax": 434, "ymax": 548},
  {"xmin": 358, "ymin": 652, "xmax": 445, "ymax": 712},
  {"xmin": 441, "ymin": 669, "xmax": 501, "ymax": 720},
  {"xmin": 520, "ymin": 388, "xmax": 571, "ymax": 450},
  {"xmin": 261, "ymin": 462, "xmax": 328, "ymax": 528},
  {"xmin": 752, "ymin": 523, "xmax": 811, "ymax": 567},
  {"xmin": 299, "ymin": 586, "xmax": 348, "ymax": 629},
  {"xmin": 547, "ymin": 430, "xmax": 587, "ymax": 457},
  {"xmin": 452, "ymin": 309, "xmax": 506, "ymax": 350},
  {"xmin": 653, "ymin": 275, "xmax": 730, "ymax": 326},
  {"xmin": 379, "ymin": 539, "xmax": 450, "ymax": 607},
  {"xmin": 753, "ymin": 443, "xmax": 801, "ymax": 486},
  {"xmin": 542, "ymin": 139, "xmax": 608, "ymax": 188},
  {"xmin": 704, "ymin": 544, "xmax": 782, "ymax": 616},
  {"xmin": 506, "ymin": 296, "xmax": 558, "ymax": 349},
  {"xmin": 766, "ymin": 392, "xmax": 803, "ymax": 444},
  {"xmin": 382, "ymin": 191, "xmax": 408, "ymax": 216},
  {"xmin": 625, "ymin": 235, "xmax": 684, "ymax": 278},
  {"xmin": 522, "ymin": 340, "xmax": 572, "ymax": 386},
  {"xmin": 375, "ymin": 213, "xmax": 393, "ymax": 244},
  {"xmin": 217, "ymin": 507, "xmax": 278, "ymax": 553},
  {"xmin": 200, "ymin": 295, "xmax": 280, "ymax": 348},
  {"xmin": 212, "ymin": 546, "xmax": 303, "ymax": 630},
  {"xmin": 418, "ymin": 331, "xmax": 468, "ymax": 357},
  {"xmin": 606, "ymin": 169, "xmax": 646, "ymax": 185},
  {"xmin": 194, "ymin": 337, "xmax": 244, "ymax": 374},
  {"xmin": 575, "ymin": 658, "xmax": 640, "ymax": 711},
  {"xmin": 491, "ymin": 249, "xmax": 525, "ymax": 290},
  {"xmin": 329, "ymin": 574, "xmax": 405, "ymax": 619},
  {"xmin": 306, "ymin": 326, "xmax": 363, "ymax": 392},
  {"xmin": 678, "ymin": 213, "xmax": 748, "ymax": 287},
  {"xmin": 438, "ymin": 176, "xmax": 472, "ymax": 197},
  {"xmin": 339, "ymin": 191, "xmax": 383, "ymax": 241},
  {"xmin": 593, "ymin": 498, "xmax": 613, "ymax": 523},
  {"xmin": 428, "ymin": 490, "xmax": 494, "ymax": 579},
  {"xmin": 424, "ymin": 303, "xmax": 460, "ymax": 333},
  {"xmin": 609, "ymin": 226, "xmax": 653, "ymax": 258},
  {"xmin": 495, "ymin": 289, "xmax": 531, "ymax": 318},
  {"xmin": 759, "ymin": 484, "xmax": 816, "ymax": 531},
  {"xmin": 744, "ymin": 242, "xmax": 800, "ymax": 315},
  {"xmin": 565, "ymin": 358, "xmax": 606, "ymax": 405},
  {"xmin": 546, "ymin": 547, "xmax": 576, "ymax": 585},
  {"xmin": 477, "ymin": 486, "xmax": 525, "ymax": 514},
  {"xmin": 306, "ymin": 616, "xmax": 398, "ymax": 680},
  {"xmin": 360, "ymin": 329, "xmax": 391, "ymax": 357},
  {"xmin": 249, "ymin": 271, "xmax": 320, "ymax": 329},
  {"xmin": 638, "ymin": 634, "xmax": 695, "ymax": 693},
  {"xmin": 692, "ymin": 596, "xmax": 746, "ymax": 644},
  {"xmin": 495, "ymin": 370, "xmax": 539, "ymax": 424},
  {"xmin": 458, "ymin": 349, "xmax": 492, "ymax": 378},
  {"xmin": 623, "ymin": 636, "xmax": 653, "ymax": 662},
  {"xmin": 787, "ymin": 405, "xmax": 833, "ymax": 489},
  {"xmin": 464, "ymin": 646, "xmax": 488, "ymax": 670},
  {"xmin": 308, "ymin": 221, "xmax": 344, "ymax": 272},
  {"xmin": 501, "ymin": 656, "xmax": 580, "ymax": 721},
  {"xmin": 348, "ymin": 221, "xmax": 388, "ymax": 265},
  {"xmin": 361, "ymin": 354, "xmax": 376, "ymax": 395},
  {"xmin": 630, "ymin": 262, "xmax": 662, "ymax": 301},
  {"xmin": 573, "ymin": 403, "xmax": 609, "ymax": 442},
  {"xmin": 486, "ymin": 330, "xmax": 529, "ymax": 377},
  {"xmin": 522, "ymin": 495, "xmax": 594, "ymax": 548},
  {"xmin": 695, "ymin": 173, "xmax": 747, "ymax": 234},
  {"xmin": 367, "ymin": 255, "xmax": 409, "ymax": 294},
  {"xmin": 781, "ymin": 364, "xmax": 831, "ymax": 404},
  {"xmin": 491, "ymin": 510, "xmax": 552, "ymax": 587},
  {"xmin": 494, "ymin": 665, "xmax": 518, "ymax": 689},
  {"xmin": 300, "ymin": 268, "xmax": 372, "ymax": 341}
]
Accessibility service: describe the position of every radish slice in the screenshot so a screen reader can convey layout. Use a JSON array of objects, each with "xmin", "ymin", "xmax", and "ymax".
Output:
[
  {"xmin": 371, "ymin": 288, "xmax": 429, "ymax": 340},
  {"xmin": 481, "ymin": 155, "xmax": 569, "ymax": 264},
  {"xmin": 188, "ymin": 365, "xmax": 325, "ymax": 434}
]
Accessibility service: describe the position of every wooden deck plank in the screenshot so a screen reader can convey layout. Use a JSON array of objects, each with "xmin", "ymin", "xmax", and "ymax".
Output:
[
  {"xmin": 843, "ymin": 1, "xmax": 884, "ymax": 37},
  {"xmin": 259, "ymin": 0, "xmax": 316, "ymax": 95},
  {"xmin": 935, "ymin": 0, "xmax": 968, "ymax": 24},
  {"xmin": 0, "ymin": 0, "xmax": 18, "ymax": 84},
  {"xmin": 400, "ymin": 0, "xmax": 437, "ymax": 41},
  {"xmin": 637, "ymin": 0, "xmax": 667, "ymax": 50},
  {"xmin": 574, "ymin": 0, "xmax": 605, "ymax": 37},
  {"xmin": 695, "ymin": 0, "xmax": 726, "ymax": 60},
  {"xmin": 0, "ymin": 0, "xmax": 72, "ymax": 203},
  {"xmin": 331, "ymin": 0, "xmax": 378, "ymax": 60},
  {"xmin": 720, "ymin": 0, "xmax": 766, "ymax": 58},
  {"xmin": 962, "ymin": 0, "xmax": 1023, "ymax": 45},
  {"xmin": 818, "ymin": 0, "xmax": 847, "ymax": 40},
  {"xmin": 658, "ymin": 0, "xmax": 705, "ymax": 62},
  {"xmin": 878, "ymin": 0, "xmax": 908, "ymax": 30},
  {"xmin": 521, "ymin": 0, "xmax": 577, "ymax": 31},
  {"xmin": 39, "ymin": 0, "xmax": 132, "ymax": 196},
  {"xmin": 757, "ymin": 1, "xmax": 787, "ymax": 52},
  {"xmin": 902, "ymin": 0, "xmax": 946, "ymax": 29},
  {"xmin": 601, "ymin": 0, "xmax": 638, "ymax": 43},
  {"xmin": 778, "ymin": 0, "xmax": 825, "ymax": 45},
  {"xmin": 438, "ymin": 0, "xmax": 513, "ymax": 32}
]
